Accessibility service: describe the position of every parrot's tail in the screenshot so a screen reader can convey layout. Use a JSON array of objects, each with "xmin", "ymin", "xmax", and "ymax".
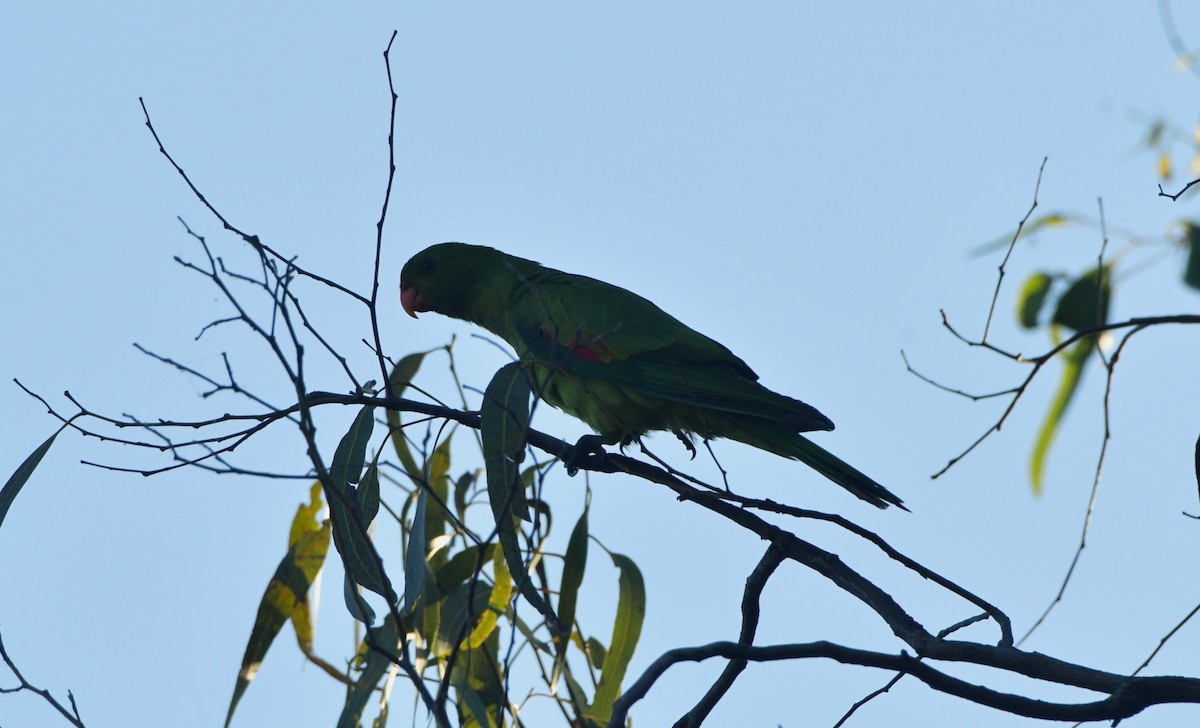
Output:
[{"xmin": 724, "ymin": 422, "xmax": 906, "ymax": 510}]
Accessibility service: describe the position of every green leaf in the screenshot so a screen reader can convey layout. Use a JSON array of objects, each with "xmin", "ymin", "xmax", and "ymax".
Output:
[
  {"xmin": 586, "ymin": 637, "xmax": 607, "ymax": 671},
  {"xmin": 435, "ymin": 544, "xmax": 496, "ymax": 596},
  {"xmin": 1051, "ymin": 265, "xmax": 1112, "ymax": 333},
  {"xmin": 1030, "ymin": 339, "xmax": 1094, "ymax": 494},
  {"xmin": 339, "ymin": 616, "xmax": 400, "ymax": 728},
  {"xmin": 589, "ymin": 553, "xmax": 646, "ymax": 724},
  {"xmin": 344, "ymin": 573, "xmax": 376, "ymax": 625},
  {"xmin": 225, "ymin": 484, "xmax": 331, "ymax": 728},
  {"xmin": 556, "ymin": 508, "xmax": 589, "ymax": 659},
  {"xmin": 387, "ymin": 351, "xmax": 427, "ymax": 397},
  {"xmin": 481, "ymin": 364, "xmax": 562, "ymax": 631},
  {"xmin": 1194, "ymin": 431, "xmax": 1200, "ymax": 504},
  {"xmin": 385, "ymin": 352, "xmax": 428, "ymax": 482},
  {"xmin": 433, "ymin": 582, "xmax": 491, "ymax": 657},
  {"xmin": 1144, "ymin": 118, "xmax": 1166, "ymax": 148},
  {"xmin": 1183, "ymin": 222, "xmax": 1200, "ymax": 291},
  {"xmin": 372, "ymin": 666, "xmax": 397, "ymax": 728},
  {"xmin": 331, "ymin": 405, "xmax": 375, "ymax": 486},
  {"xmin": 453, "ymin": 470, "xmax": 479, "ymax": 523},
  {"xmin": 0, "ymin": 431, "xmax": 58, "ymax": 531},
  {"xmin": 326, "ymin": 406, "xmax": 394, "ymax": 604},
  {"xmin": 1016, "ymin": 271, "xmax": 1054, "ymax": 329},
  {"xmin": 971, "ymin": 212, "xmax": 1075, "ymax": 256},
  {"xmin": 404, "ymin": 488, "xmax": 428, "ymax": 614},
  {"xmin": 481, "ymin": 362, "xmax": 532, "ymax": 522},
  {"xmin": 359, "ymin": 463, "xmax": 381, "ymax": 525},
  {"xmin": 560, "ymin": 664, "xmax": 592, "ymax": 722}
]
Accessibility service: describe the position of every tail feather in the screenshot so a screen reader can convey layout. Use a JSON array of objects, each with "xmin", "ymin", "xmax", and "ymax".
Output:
[{"xmin": 723, "ymin": 421, "xmax": 906, "ymax": 510}]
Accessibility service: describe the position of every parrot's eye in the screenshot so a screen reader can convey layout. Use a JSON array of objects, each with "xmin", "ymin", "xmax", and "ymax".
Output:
[{"xmin": 420, "ymin": 258, "xmax": 437, "ymax": 274}]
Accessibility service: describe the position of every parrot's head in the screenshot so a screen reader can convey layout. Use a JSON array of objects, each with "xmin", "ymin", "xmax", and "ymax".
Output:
[{"xmin": 400, "ymin": 242, "xmax": 506, "ymax": 322}]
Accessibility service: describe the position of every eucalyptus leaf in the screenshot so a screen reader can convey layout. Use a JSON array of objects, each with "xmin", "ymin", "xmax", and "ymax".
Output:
[
  {"xmin": 338, "ymin": 616, "xmax": 400, "ymax": 728},
  {"xmin": 1183, "ymin": 222, "xmax": 1200, "ymax": 291},
  {"xmin": 0, "ymin": 431, "xmax": 58, "ymax": 530},
  {"xmin": 1030, "ymin": 339, "xmax": 1094, "ymax": 493},
  {"xmin": 556, "ymin": 508, "xmax": 589, "ymax": 658},
  {"xmin": 1052, "ymin": 266, "xmax": 1111, "ymax": 333},
  {"xmin": 326, "ymin": 406, "xmax": 394, "ymax": 604},
  {"xmin": 481, "ymin": 364, "xmax": 563, "ymax": 631},
  {"xmin": 590, "ymin": 553, "xmax": 645, "ymax": 724},
  {"xmin": 1016, "ymin": 271, "xmax": 1054, "ymax": 329}
]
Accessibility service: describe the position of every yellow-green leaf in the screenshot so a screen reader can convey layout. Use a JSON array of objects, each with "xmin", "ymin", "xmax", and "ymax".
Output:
[
  {"xmin": 424, "ymin": 437, "xmax": 453, "ymax": 570},
  {"xmin": 1016, "ymin": 272, "xmax": 1054, "ymax": 329},
  {"xmin": 466, "ymin": 547, "xmax": 513, "ymax": 649},
  {"xmin": 1159, "ymin": 151, "xmax": 1173, "ymax": 181},
  {"xmin": 289, "ymin": 482, "xmax": 327, "ymax": 659},
  {"xmin": 458, "ymin": 681, "xmax": 498, "ymax": 728},
  {"xmin": 971, "ymin": 212, "xmax": 1074, "ymax": 256},
  {"xmin": 589, "ymin": 553, "xmax": 645, "ymax": 724},
  {"xmin": 453, "ymin": 629, "xmax": 504, "ymax": 728},
  {"xmin": 225, "ymin": 485, "xmax": 331, "ymax": 728},
  {"xmin": 1030, "ymin": 339, "xmax": 1094, "ymax": 494}
]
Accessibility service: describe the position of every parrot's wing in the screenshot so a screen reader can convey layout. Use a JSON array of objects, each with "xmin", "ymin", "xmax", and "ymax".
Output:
[{"xmin": 511, "ymin": 271, "xmax": 833, "ymax": 433}]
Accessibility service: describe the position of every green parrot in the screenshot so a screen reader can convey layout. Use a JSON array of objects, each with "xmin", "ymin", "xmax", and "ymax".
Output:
[{"xmin": 399, "ymin": 243, "xmax": 904, "ymax": 509}]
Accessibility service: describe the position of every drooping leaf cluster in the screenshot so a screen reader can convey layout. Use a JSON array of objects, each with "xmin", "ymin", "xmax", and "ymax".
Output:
[{"xmin": 216, "ymin": 352, "xmax": 647, "ymax": 727}]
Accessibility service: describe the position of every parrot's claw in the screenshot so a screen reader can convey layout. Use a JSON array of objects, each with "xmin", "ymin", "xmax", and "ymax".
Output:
[
  {"xmin": 672, "ymin": 430, "xmax": 697, "ymax": 460},
  {"xmin": 565, "ymin": 434, "xmax": 608, "ymax": 476}
]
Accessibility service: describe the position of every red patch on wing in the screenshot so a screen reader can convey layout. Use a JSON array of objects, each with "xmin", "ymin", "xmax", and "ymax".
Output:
[
  {"xmin": 542, "ymin": 324, "xmax": 617, "ymax": 363},
  {"xmin": 572, "ymin": 346, "xmax": 603, "ymax": 363}
]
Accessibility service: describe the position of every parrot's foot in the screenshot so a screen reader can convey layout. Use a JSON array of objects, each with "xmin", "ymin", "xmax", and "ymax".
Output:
[
  {"xmin": 564, "ymin": 434, "xmax": 608, "ymax": 476},
  {"xmin": 672, "ymin": 430, "xmax": 697, "ymax": 460}
]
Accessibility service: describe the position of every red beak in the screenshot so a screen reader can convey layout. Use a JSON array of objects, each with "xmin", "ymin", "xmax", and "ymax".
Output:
[
  {"xmin": 400, "ymin": 285, "xmax": 429, "ymax": 319},
  {"xmin": 400, "ymin": 286, "xmax": 423, "ymax": 318}
]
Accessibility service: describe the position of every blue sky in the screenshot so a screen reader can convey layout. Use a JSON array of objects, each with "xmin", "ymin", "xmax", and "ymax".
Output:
[{"xmin": 4, "ymin": 3, "xmax": 1200, "ymax": 726}]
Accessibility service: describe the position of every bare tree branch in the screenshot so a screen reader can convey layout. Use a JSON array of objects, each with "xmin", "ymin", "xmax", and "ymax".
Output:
[{"xmin": 0, "ymin": 629, "xmax": 86, "ymax": 728}]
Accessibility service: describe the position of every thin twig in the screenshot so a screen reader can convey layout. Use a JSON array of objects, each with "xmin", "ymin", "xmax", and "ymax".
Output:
[
  {"xmin": 372, "ymin": 31, "xmax": 401, "ymax": 396},
  {"xmin": 138, "ymin": 99, "xmax": 368, "ymax": 304},
  {"xmin": 0, "ymin": 629, "xmax": 87, "ymax": 727},
  {"xmin": 1018, "ymin": 326, "xmax": 1141, "ymax": 646},
  {"xmin": 1132, "ymin": 601, "xmax": 1200, "ymax": 677},
  {"xmin": 982, "ymin": 157, "xmax": 1047, "ymax": 342},
  {"xmin": 674, "ymin": 544, "xmax": 785, "ymax": 727}
]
